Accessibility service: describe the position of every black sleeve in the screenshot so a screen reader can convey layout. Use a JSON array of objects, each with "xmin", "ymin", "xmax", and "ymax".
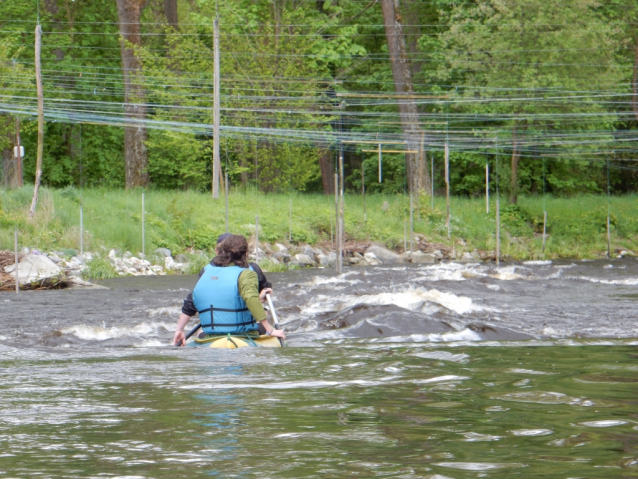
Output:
[
  {"xmin": 249, "ymin": 262, "xmax": 272, "ymax": 291},
  {"xmin": 181, "ymin": 263, "xmax": 209, "ymax": 316}
]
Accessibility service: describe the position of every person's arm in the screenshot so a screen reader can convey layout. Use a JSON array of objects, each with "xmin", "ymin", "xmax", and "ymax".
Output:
[
  {"xmin": 173, "ymin": 313, "xmax": 193, "ymax": 346},
  {"xmin": 249, "ymin": 262, "xmax": 272, "ymax": 291},
  {"xmin": 238, "ymin": 270, "xmax": 285, "ymax": 339}
]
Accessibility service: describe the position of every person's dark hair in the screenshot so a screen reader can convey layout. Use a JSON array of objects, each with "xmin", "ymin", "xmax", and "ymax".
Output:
[
  {"xmin": 213, "ymin": 234, "xmax": 249, "ymax": 268},
  {"xmin": 216, "ymin": 233, "xmax": 232, "ymax": 244}
]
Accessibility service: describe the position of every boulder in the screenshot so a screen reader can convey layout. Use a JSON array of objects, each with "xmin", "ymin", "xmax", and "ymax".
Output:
[
  {"xmin": 411, "ymin": 251, "xmax": 437, "ymax": 264},
  {"xmin": 47, "ymin": 253, "xmax": 63, "ymax": 264},
  {"xmin": 459, "ymin": 252, "xmax": 479, "ymax": 263},
  {"xmin": 363, "ymin": 252, "xmax": 382, "ymax": 265},
  {"xmin": 431, "ymin": 250, "xmax": 444, "ymax": 260},
  {"xmin": 174, "ymin": 254, "xmax": 188, "ymax": 263},
  {"xmin": 302, "ymin": 245, "xmax": 316, "ymax": 259},
  {"xmin": 312, "ymin": 247, "xmax": 323, "ymax": 256},
  {"xmin": 155, "ymin": 248, "xmax": 172, "ymax": 257},
  {"xmin": 294, "ymin": 254, "xmax": 315, "ymax": 266},
  {"xmin": 365, "ymin": 245, "xmax": 401, "ymax": 264},
  {"xmin": 275, "ymin": 243, "xmax": 289, "ymax": 253},
  {"xmin": 272, "ymin": 251, "xmax": 291, "ymax": 263},
  {"xmin": 317, "ymin": 253, "xmax": 329, "ymax": 266},
  {"xmin": 5, "ymin": 254, "xmax": 62, "ymax": 284}
]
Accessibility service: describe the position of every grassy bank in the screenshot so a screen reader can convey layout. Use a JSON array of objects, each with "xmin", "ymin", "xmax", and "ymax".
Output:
[{"xmin": 0, "ymin": 187, "xmax": 636, "ymax": 261}]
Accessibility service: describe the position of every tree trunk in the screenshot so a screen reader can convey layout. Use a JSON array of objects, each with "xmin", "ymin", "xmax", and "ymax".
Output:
[
  {"xmin": 510, "ymin": 125, "xmax": 521, "ymax": 205},
  {"xmin": 318, "ymin": 146, "xmax": 335, "ymax": 194},
  {"xmin": 380, "ymin": 0, "xmax": 430, "ymax": 194},
  {"xmin": 164, "ymin": 0, "xmax": 178, "ymax": 29},
  {"xmin": 116, "ymin": 0, "xmax": 150, "ymax": 189}
]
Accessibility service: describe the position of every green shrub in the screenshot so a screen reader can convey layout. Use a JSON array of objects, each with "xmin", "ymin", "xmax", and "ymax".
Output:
[{"xmin": 82, "ymin": 255, "xmax": 117, "ymax": 280}]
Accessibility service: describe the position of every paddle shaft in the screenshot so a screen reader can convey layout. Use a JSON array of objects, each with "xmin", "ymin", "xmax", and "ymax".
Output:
[
  {"xmin": 266, "ymin": 293, "xmax": 284, "ymax": 346},
  {"xmin": 177, "ymin": 322, "xmax": 201, "ymax": 347}
]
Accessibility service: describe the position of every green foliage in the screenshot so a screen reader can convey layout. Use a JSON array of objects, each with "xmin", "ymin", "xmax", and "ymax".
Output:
[
  {"xmin": 82, "ymin": 255, "xmax": 117, "ymax": 280},
  {"xmin": 185, "ymin": 253, "xmax": 212, "ymax": 275}
]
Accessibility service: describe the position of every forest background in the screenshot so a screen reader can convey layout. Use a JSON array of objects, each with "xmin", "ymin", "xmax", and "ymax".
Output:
[{"xmin": 0, "ymin": 0, "xmax": 637, "ymax": 259}]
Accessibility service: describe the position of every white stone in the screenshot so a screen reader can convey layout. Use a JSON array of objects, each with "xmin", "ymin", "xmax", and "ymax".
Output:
[
  {"xmin": 5, "ymin": 254, "xmax": 62, "ymax": 284},
  {"xmin": 108, "ymin": 249, "xmax": 118, "ymax": 259},
  {"xmin": 294, "ymin": 254, "xmax": 315, "ymax": 266},
  {"xmin": 363, "ymin": 252, "xmax": 382, "ymax": 265},
  {"xmin": 412, "ymin": 251, "xmax": 437, "ymax": 264},
  {"xmin": 365, "ymin": 245, "xmax": 401, "ymax": 264}
]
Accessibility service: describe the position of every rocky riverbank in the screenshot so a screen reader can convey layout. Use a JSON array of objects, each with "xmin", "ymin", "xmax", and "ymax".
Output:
[{"xmin": 0, "ymin": 234, "xmax": 506, "ymax": 290}]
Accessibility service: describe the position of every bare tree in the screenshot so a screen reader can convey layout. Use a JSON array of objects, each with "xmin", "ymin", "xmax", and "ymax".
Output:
[
  {"xmin": 116, "ymin": 0, "xmax": 150, "ymax": 188},
  {"xmin": 380, "ymin": 0, "xmax": 430, "ymax": 194}
]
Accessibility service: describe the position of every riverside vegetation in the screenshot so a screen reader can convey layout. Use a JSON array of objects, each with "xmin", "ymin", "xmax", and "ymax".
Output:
[{"xmin": 0, "ymin": 187, "xmax": 636, "ymax": 276}]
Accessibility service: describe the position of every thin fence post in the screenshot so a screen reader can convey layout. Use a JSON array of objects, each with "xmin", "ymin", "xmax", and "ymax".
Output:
[
  {"xmin": 607, "ymin": 155, "xmax": 612, "ymax": 258},
  {"xmin": 361, "ymin": 155, "xmax": 366, "ymax": 222},
  {"xmin": 225, "ymin": 173, "xmax": 229, "ymax": 233},
  {"xmin": 485, "ymin": 161, "xmax": 489, "ymax": 214},
  {"xmin": 431, "ymin": 153, "xmax": 434, "ymax": 209},
  {"xmin": 14, "ymin": 229, "xmax": 18, "ymax": 294},
  {"xmin": 495, "ymin": 142, "xmax": 500, "ymax": 267},
  {"xmin": 378, "ymin": 142, "xmax": 382, "ymax": 183},
  {"xmin": 80, "ymin": 204, "xmax": 83, "ymax": 256},
  {"xmin": 335, "ymin": 173, "xmax": 341, "ymax": 273},
  {"xmin": 289, "ymin": 196, "xmax": 292, "ymax": 242},
  {"xmin": 404, "ymin": 220, "xmax": 407, "ymax": 252},
  {"xmin": 445, "ymin": 142, "xmax": 450, "ymax": 239},
  {"xmin": 542, "ymin": 211, "xmax": 547, "ymax": 253},
  {"xmin": 409, "ymin": 193, "xmax": 414, "ymax": 254},
  {"xmin": 141, "ymin": 192, "xmax": 145, "ymax": 257},
  {"xmin": 255, "ymin": 215, "xmax": 259, "ymax": 259}
]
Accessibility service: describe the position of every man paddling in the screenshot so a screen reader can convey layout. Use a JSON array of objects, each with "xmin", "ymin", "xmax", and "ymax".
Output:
[{"xmin": 173, "ymin": 234, "xmax": 286, "ymax": 346}]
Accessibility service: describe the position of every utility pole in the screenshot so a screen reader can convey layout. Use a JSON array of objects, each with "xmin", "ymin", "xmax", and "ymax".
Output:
[{"xmin": 212, "ymin": 17, "xmax": 220, "ymax": 198}]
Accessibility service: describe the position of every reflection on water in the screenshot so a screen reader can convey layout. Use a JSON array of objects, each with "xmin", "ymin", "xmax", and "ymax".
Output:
[{"xmin": 0, "ymin": 342, "xmax": 637, "ymax": 478}]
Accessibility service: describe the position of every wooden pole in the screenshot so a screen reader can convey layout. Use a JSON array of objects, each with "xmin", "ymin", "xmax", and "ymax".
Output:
[
  {"xmin": 15, "ymin": 118, "xmax": 22, "ymax": 187},
  {"xmin": 335, "ymin": 173, "xmax": 341, "ymax": 273},
  {"xmin": 485, "ymin": 161, "xmax": 489, "ymax": 214},
  {"xmin": 289, "ymin": 196, "xmax": 292, "ymax": 242},
  {"xmin": 607, "ymin": 156, "xmax": 611, "ymax": 258},
  {"xmin": 212, "ymin": 17, "xmax": 220, "ymax": 199},
  {"xmin": 445, "ymin": 142, "xmax": 450, "ymax": 239},
  {"xmin": 29, "ymin": 24, "xmax": 44, "ymax": 218},
  {"xmin": 141, "ymin": 192, "xmax": 145, "ymax": 257},
  {"xmin": 14, "ymin": 229, "xmax": 18, "ymax": 294}
]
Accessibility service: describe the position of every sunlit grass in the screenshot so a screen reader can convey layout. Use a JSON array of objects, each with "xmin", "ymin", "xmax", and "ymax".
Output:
[{"xmin": 0, "ymin": 186, "xmax": 636, "ymax": 260}]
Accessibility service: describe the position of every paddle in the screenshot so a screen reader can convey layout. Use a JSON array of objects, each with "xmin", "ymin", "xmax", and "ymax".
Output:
[
  {"xmin": 177, "ymin": 323, "xmax": 201, "ymax": 347},
  {"xmin": 266, "ymin": 293, "xmax": 285, "ymax": 347}
]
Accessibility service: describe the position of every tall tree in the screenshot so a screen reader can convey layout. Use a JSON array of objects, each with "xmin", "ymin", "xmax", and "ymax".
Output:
[
  {"xmin": 379, "ymin": 0, "xmax": 431, "ymax": 194},
  {"xmin": 116, "ymin": 0, "xmax": 149, "ymax": 188},
  {"xmin": 435, "ymin": 0, "xmax": 621, "ymax": 203}
]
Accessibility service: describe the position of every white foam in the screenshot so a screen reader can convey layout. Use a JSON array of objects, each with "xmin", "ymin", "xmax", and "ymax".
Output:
[
  {"xmin": 566, "ymin": 276, "xmax": 638, "ymax": 286},
  {"xmin": 303, "ymin": 288, "xmax": 487, "ymax": 317},
  {"xmin": 523, "ymin": 260, "xmax": 552, "ymax": 266},
  {"xmin": 147, "ymin": 306, "xmax": 181, "ymax": 317},
  {"xmin": 61, "ymin": 322, "xmax": 174, "ymax": 341}
]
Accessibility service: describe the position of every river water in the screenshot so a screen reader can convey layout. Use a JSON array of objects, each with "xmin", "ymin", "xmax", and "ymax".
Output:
[{"xmin": 1, "ymin": 259, "xmax": 637, "ymax": 478}]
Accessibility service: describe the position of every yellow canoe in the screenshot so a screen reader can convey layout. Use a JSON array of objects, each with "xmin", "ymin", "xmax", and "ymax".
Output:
[{"xmin": 192, "ymin": 334, "xmax": 283, "ymax": 348}]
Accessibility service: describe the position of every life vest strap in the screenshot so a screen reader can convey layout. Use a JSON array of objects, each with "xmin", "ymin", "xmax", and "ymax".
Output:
[{"xmin": 198, "ymin": 307, "xmax": 249, "ymax": 314}]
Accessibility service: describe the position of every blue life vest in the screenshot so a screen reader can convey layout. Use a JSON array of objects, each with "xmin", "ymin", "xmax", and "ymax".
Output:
[{"xmin": 192, "ymin": 264, "xmax": 259, "ymax": 335}]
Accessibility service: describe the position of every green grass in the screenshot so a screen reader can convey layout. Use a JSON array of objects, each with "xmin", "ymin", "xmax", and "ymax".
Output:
[
  {"xmin": 82, "ymin": 255, "xmax": 118, "ymax": 280},
  {"xmin": 0, "ymin": 186, "xmax": 636, "ymax": 261}
]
